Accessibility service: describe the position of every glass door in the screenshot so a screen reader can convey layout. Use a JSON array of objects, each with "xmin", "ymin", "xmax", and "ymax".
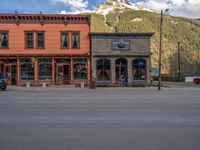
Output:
[
  {"xmin": 56, "ymin": 64, "xmax": 70, "ymax": 84},
  {"xmin": 115, "ymin": 58, "xmax": 128, "ymax": 86},
  {"xmin": 11, "ymin": 65, "xmax": 17, "ymax": 85},
  {"xmin": 63, "ymin": 65, "xmax": 70, "ymax": 84},
  {"xmin": 56, "ymin": 65, "xmax": 63, "ymax": 85},
  {"xmin": 5, "ymin": 64, "xmax": 17, "ymax": 85}
]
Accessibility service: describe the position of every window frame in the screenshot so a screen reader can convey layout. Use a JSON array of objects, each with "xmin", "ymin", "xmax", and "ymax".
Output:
[
  {"xmin": 20, "ymin": 58, "xmax": 34, "ymax": 80},
  {"xmin": 0, "ymin": 31, "xmax": 9, "ymax": 49},
  {"xmin": 96, "ymin": 59, "xmax": 111, "ymax": 81},
  {"xmin": 25, "ymin": 31, "xmax": 34, "ymax": 49},
  {"xmin": 71, "ymin": 32, "xmax": 80, "ymax": 49},
  {"xmin": 132, "ymin": 59, "xmax": 147, "ymax": 80},
  {"xmin": 60, "ymin": 31, "xmax": 69, "ymax": 49},
  {"xmin": 73, "ymin": 58, "xmax": 87, "ymax": 80},
  {"xmin": 38, "ymin": 58, "xmax": 52, "ymax": 80},
  {"xmin": 36, "ymin": 31, "xmax": 45, "ymax": 49}
]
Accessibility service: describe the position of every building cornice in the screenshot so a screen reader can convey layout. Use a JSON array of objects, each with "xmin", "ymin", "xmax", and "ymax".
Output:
[
  {"xmin": 89, "ymin": 32, "xmax": 154, "ymax": 37},
  {"xmin": 0, "ymin": 14, "xmax": 90, "ymax": 25}
]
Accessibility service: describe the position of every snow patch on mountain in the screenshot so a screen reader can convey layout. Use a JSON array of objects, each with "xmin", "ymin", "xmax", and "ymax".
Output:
[
  {"xmin": 96, "ymin": 4, "xmax": 114, "ymax": 16},
  {"xmin": 131, "ymin": 18, "xmax": 143, "ymax": 22},
  {"xmin": 94, "ymin": 0, "xmax": 155, "ymax": 16}
]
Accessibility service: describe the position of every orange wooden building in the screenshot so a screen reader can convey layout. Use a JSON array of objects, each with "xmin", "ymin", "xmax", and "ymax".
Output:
[{"xmin": 0, "ymin": 14, "xmax": 90, "ymax": 86}]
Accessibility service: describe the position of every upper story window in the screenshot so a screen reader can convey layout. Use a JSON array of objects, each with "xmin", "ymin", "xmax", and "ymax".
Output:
[
  {"xmin": 25, "ymin": 32, "xmax": 34, "ymax": 49},
  {"xmin": 72, "ymin": 32, "xmax": 80, "ymax": 49},
  {"xmin": 61, "ymin": 32, "xmax": 69, "ymax": 49},
  {"xmin": 0, "ymin": 32, "xmax": 8, "ymax": 48},
  {"xmin": 36, "ymin": 32, "xmax": 45, "ymax": 49}
]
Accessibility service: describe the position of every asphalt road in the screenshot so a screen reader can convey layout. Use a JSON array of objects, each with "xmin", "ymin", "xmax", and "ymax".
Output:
[{"xmin": 0, "ymin": 87, "xmax": 200, "ymax": 150}]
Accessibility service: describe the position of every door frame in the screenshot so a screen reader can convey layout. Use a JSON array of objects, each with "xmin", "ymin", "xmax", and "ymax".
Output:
[
  {"xmin": 115, "ymin": 58, "xmax": 128, "ymax": 86},
  {"xmin": 5, "ymin": 64, "xmax": 17, "ymax": 85},
  {"xmin": 56, "ymin": 63, "xmax": 70, "ymax": 84}
]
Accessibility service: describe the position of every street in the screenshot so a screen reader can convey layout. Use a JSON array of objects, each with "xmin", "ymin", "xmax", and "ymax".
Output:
[{"xmin": 0, "ymin": 87, "xmax": 200, "ymax": 150}]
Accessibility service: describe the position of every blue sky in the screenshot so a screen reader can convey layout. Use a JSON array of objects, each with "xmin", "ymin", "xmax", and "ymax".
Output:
[
  {"xmin": 0, "ymin": 0, "xmax": 199, "ymax": 18},
  {"xmin": 0, "ymin": 0, "xmax": 102, "ymax": 14}
]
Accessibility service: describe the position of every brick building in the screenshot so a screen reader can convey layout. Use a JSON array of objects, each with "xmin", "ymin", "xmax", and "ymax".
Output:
[
  {"xmin": 90, "ymin": 33, "xmax": 154, "ymax": 86},
  {"xmin": 0, "ymin": 14, "xmax": 90, "ymax": 86}
]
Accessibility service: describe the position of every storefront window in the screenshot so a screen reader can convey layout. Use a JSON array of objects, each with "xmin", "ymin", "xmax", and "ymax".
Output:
[
  {"xmin": 20, "ymin": 58, "xmax": 34, "ymax": 80},
  {"xmin": 73, "ymin": 58, "xmax": 87, "ymax": 80},
  {"xmin": 38, "ymin": 58, "xmax": 52, "ymax": 80},
  {"xmin": 96, "ymin": 59, "xmax": 111, "ymax": 81},
  {"xmin": 132, "ymin": 59, "xmax": 146, "ymax": 80}
]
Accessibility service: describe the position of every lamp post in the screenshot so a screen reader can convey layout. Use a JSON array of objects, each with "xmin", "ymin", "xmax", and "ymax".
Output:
[{"xmin": 158, "ymin": 9, "xmax": 169, "ymax": 90}]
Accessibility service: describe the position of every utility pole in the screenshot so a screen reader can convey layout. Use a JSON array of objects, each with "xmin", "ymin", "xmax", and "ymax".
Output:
[
  {"xmin": 177, "ymin": 42, "xmax": 181, "ymax": 82},
  {"xmin": 158, "ymin": 10, "xmax": 163, "ymax": 90},
  {"xmin": 158, "ymin": 9, "xmax": 169, "ymax": 90}
]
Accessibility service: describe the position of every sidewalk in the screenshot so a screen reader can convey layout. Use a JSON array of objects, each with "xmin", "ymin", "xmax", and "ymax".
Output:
[
  {"xmin": 5, "ymin": 81, "xmax": 199, "ymax": 91},
  {"xmin": 152, "ymin": 81, "xmax": 200, "ymax": 88},
  {"xmin": 6, "ymin": 84, "xmax": 87, "ymax": 91}
]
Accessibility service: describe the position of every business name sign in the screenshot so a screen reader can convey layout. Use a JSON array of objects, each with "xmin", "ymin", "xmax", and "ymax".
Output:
[{"xmin": 112, "ymin": 40, "xmax": 131, "ymax": 50}]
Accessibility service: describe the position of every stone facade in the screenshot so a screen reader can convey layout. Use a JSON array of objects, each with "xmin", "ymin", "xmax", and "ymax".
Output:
[{"xmin": 90, "ymin": 33, "xmax": 154, "ymax": 86}]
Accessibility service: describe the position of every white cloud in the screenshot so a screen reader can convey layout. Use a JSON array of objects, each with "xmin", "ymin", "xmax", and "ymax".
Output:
[
  {"xmin": 59, "ymin": 9, "xmax": 92, "ymax": 14},
  {"xmin": 53, "ymin": 0, "xmax": 88, "ymax": 12},
  {"xmin": 136, "ymin": 0, "xmax": 200, "ymax": 18}
]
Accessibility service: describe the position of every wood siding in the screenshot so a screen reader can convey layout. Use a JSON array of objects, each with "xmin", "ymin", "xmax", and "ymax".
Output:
[{"xmin": 0, "ymin": 23, "xmax": 90, "ymax": 56}]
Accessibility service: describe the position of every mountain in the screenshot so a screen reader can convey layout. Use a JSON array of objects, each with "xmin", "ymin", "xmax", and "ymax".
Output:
[
  {"xmin": 90, "ymin": 0, "xmax": 200, "ymax": 76},
  {"xmin": 94, "ymin": 0, "xmax": 154, "ymax": 16}
]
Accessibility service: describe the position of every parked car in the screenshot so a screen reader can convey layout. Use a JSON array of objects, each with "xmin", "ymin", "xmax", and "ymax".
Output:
[
  {"xmin": 0, "ymin": 73, "xmax": 7, "ymax": 91},
  {"xmin": 193, "ymin": 78, "xmax": 200, "ymax": 84}
]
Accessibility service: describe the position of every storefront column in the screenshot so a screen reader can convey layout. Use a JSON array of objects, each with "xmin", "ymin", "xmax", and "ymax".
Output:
[
  {"xmin": 0, "ymin": 61, "xmax": 2, "ymax": 73},
  {"xmin": 52, "ymin": 57, "xmax": 55, "ymax": 85},
  {"xmin": 3, "ymin": 62, "xmax": 5, "ymax": 74},
  {"xmin": 34, "ymin": 57, "xmax": 38, "ymax": 86},
  {"xmin": 17, "ymin": 57, "xmax": 20, "ymax": 86},
  {"xmin": 92, "ymin": 58, "xmax": 96, "ymax": 80},
  {"xmin": 111, "ymin": 58, "xmax": 116, "ymax": 85},
  {"xmin": 87, "ymin": 57, "xmax": 91, "ymax": 83},
  {"xmin": 70, "ymin": 57, "xmax": 73, "ymax": 84},
  {"xmin": 146, "ymin": 58, "xmax": 151, "ymax": 85},
  {"xmin": 128, "ymin": 58, "xmax": 133, "ymax": 86}
]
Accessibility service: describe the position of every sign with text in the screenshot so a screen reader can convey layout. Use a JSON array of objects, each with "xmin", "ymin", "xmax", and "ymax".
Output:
[{"xmin": 112, "ymin": 40, "xmax": 130, "ymax": 50}]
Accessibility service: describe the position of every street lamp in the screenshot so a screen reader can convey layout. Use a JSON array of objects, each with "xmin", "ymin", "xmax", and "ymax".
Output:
[{"xmin": 158, "ymin": 9, "xmax": 169, "ymax": 90}]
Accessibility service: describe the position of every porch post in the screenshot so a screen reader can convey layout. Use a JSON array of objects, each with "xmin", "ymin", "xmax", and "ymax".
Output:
[
  {"xmin": 17, "ymin": 57, "xmax": 20, "ymax": 86},
  {"xmin": 0, "ymin": 61, "xmax": 2, "ymax": 73},
  {"xmin": 70, "ymin": 57, "xmax": 73, "ymax": 84},
  {"xmin": 111, "ymin": 58, "xmax": 116, "ymax": 86},
  {"xmin": 3, "ymin": 63, "xmax": 6, "ymax": 74},
  {"xmin": 87, "ymin": 56, "xmax": 91, "ymax": 83},
  {"xmin": 92, "ymin": 58, "xmax": 96, "ymax": 80},
  {"xmin": 146, "ymin": 58, "xmax": 151, "ymax": 85},
  {"xmin": 128, "ymin": 58, "xmax": 132, "ymax": 86},
  {"xmin": 52, "ymin": 57, "xmax": 55, "ymax": 85},
  {"xmin": 34, "ymin": 57, "xmax": 38, "ymax": 86}
]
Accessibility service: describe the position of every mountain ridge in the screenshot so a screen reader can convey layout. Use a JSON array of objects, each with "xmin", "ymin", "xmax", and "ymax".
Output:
[{"xmin": 94, "ymin": 0, "xmax": 154, "ymax": 16}]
